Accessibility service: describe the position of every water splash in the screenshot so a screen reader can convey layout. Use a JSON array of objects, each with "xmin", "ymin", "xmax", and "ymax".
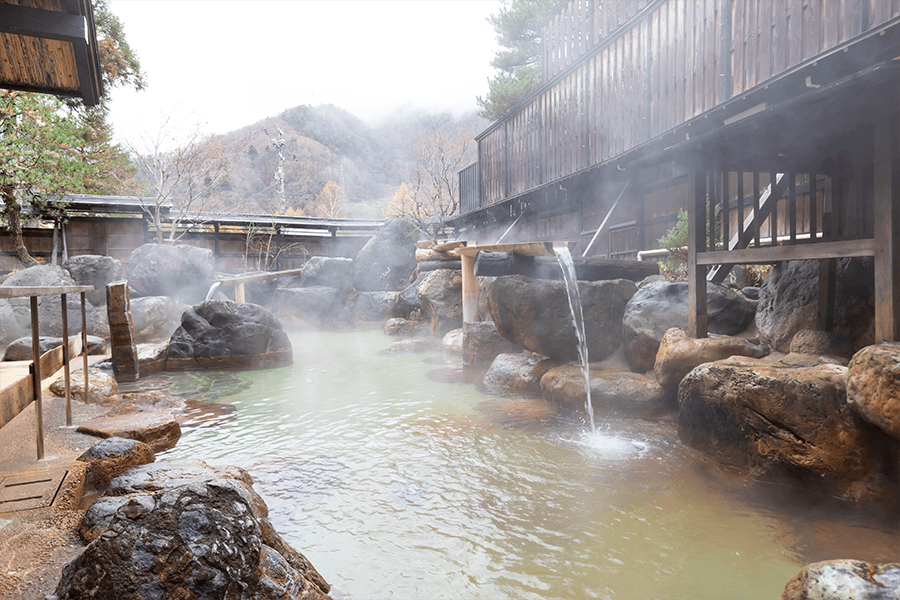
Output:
[
  {"xmin": 205, "ymin": 281, "xmax": 221, "ymax": 301},
  {"xmin": 554, "ymin": 247, "xmax": 596, "ymax": 433}
]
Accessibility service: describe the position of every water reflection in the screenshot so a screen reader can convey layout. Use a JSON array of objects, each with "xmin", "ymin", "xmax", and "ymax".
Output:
[{"xmin": 154, "ymin": 330, "xmax": 899, "ymax": 600}]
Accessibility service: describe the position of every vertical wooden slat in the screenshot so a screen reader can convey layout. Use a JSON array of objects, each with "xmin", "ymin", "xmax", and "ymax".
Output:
[
  {"xmin": 773, "ymin": 0, "xmax": 787, "ymax": 74},
  {"xmin": 689, "ymin": 169, "xmax": 708, "ymax": 338},
  {"xmin": 758, "ymin": 0, "xmax": 771, "ymax": 82},
  {"xmin": 825, "ymin": 0, "xmax": 839, "ymax": 48},
  {"xmin": 789, "ymin": 172, "xmax": 797, "ymax": 243},
  {"xmin": 685, "ymin": 0, "xmax": 696, "ymax": 116},
  {"xmin": 809, "ymin": 173, "xmax": 818, "ymax": 242},
  {"xmin": 722, "ymin": 171, "xmax": 730, "ymax": 249},
  {"xmin": 770, "ymin": 171, "xmax": 779, "ymax": 244},
  {"xmin": 733, "ymin": 0, "xmax": 745, "ymax": 95},
  {"xmin": 753, "ymin": 171, "xmax": 761, "ymax": 246},
  {"xmin": 708, "ymin": 170, "xmax": 717, "ymax": 251},
  {"xmin": 789, "ymin": 0, "xmax": 802, "ymax": 67}
]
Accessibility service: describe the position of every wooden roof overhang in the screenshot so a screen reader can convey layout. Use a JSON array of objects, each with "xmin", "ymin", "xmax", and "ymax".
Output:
[{"xmin": 0, "ymin": 0, "xmax": 104, "ymax": 106}]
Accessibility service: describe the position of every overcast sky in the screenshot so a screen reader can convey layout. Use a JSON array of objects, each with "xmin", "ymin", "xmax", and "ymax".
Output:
[{"xmin": 107, "ymin": 1, "xmax": 501, "ymax": 148}]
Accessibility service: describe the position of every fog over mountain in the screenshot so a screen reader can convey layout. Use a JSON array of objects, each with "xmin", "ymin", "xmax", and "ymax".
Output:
[{"xmin": 204, "ymin": 104, "xmax": 487, "ymax": 219}]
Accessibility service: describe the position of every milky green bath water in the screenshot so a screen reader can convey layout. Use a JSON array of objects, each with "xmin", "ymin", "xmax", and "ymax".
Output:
[{"xmin": 158, "ymin": 330, "xmax": 899, "ymax": 600}]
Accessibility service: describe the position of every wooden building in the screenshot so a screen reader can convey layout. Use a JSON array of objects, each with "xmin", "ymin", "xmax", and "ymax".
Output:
[
  {"xmin": 453, "ymin": 0, "xmax": 899, "ymax": 342},
  {"xmin": 0, "ymin": 195, "xmax": 382, "ymax": 273}
]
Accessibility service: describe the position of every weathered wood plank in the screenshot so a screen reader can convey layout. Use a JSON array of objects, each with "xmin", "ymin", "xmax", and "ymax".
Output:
[
  {"xmin": 698, "ymin": 237, "xmax": 877, "ymax": 265},
  {"xmin": 689, "ymin": 170, "xmax": 708, "ymax": 338},
  {"xmin": 873, "ymin": 120, "xmax": 899, "ymax": 342}
]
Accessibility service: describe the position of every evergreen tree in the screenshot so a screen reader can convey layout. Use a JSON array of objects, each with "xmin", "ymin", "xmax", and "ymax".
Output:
[
  {"xmin": 477, "ymin": 0, "xmax": 556, "ymax": 122},
  {"xmin": 0, "ymin": 0, "xmax": 144, "ymax": 265}
]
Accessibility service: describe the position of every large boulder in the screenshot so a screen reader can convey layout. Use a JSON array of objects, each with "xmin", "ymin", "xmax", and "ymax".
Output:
[
  {"xmin": 126, "ymin": 243, "xmax": 216, "ymax": 304},
  {"xmin": 2, "ymin": 264, "xmax": 98, "ymax": 336},
  {"xmin": 790, "ymin": 329, "xmax": 856, "ymax": 359},
  {"xmin": 77, "ymin": 401, "xmax": 182, "ymax": 453},
  {"xmin": 462, "ymin": 321, "xmax": 519, "ymax": 367},
  {"xmin": 845, "ymin": 343, "xmax": 900, "ymax": 440},
  {"xmin": 301, "ymin": 256, "xmax": 354, "ymax": 293},
  {"xmin": 350, "ymin": 291, "xmax": 401, "ymax": 325},
  {"xmin": 0, "ymin": 298, "xmax": 27, "ymax": 344},
  {"xmin": 166, "ymin": 300, "xmax": 293, "ymax": 370},
  {"xmin": 622, "ymin": 279, "xmax": 756, "ymax": 372},
  {"xmin": 482, "ymin": 352, "xmax": 554, "ymax": 395},
  {"xmin": 129, "ymin": 296, "xmax": 186, "ymax": 344},
  {"xmin": 756, "ymin": 258, "xmax": 875, "ymax": 353},
  {"xmin": 489, "ymin": 275, "xmax": 637, "ymax": 363},
  {"xmin": 653, "ymin": 328, "xmax": 769, "ymax": 390},
  {"xmin": 353, "ymin": 218, "xmax": 418, "ymax": 291},
  {"xmin": 63, "ymin": 255, "xmax": 123, "ymax": 307},
  {"xmin": 274, "ymin": 286, "xmax": 347, "ymax": 328},
  {"xmin": 2, "ymin": 336, "xmax": 64, "ymax": 361},
  {"xmin": 396, "ymin": 272, "xmax": 428, "ymax": 317},
  {"xmin": 779, "ymin": 560, "xmax": 900, "ymax": 600},
  {"xmin": 54, "ymin": 479, "xmax": 330, "ymax": 600},
  {"xmin": 418, "ymin": 269, "xmax": 463, "ymax": 335},
  {"xmin": 540, "ymin": 365, "xmax": 670, "ymax": 417},
  {"xmin": 678, "ymin": 355, "xmax": 898, "ymax": 502}
]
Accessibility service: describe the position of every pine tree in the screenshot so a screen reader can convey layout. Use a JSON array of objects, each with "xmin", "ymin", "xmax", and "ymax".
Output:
[{"xmin": 477, "ymin": 0, "xmax": 556, "ymax": 121}]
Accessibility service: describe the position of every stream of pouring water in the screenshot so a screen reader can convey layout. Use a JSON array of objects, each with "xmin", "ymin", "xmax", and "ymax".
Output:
[
  {"xmin": 554, "ymin": 247, "xmax": 597, "ymax": 433},
  {"xmin": 205, "ymin": 281, "xmax": 221, "ymax": 301}
]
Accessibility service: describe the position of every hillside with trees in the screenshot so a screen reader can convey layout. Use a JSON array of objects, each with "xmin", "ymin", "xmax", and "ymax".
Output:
[{"xmin": 152, "ymin": 105, "xmax": 487, "ymax": 222}]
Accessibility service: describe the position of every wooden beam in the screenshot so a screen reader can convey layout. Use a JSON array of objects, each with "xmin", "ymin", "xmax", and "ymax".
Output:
[
  {"xmin": 874, "ymin": 120, "xmax": 900, "ymax": 342},
  {"xmin": 697, "ymin": 237, "xmax": 876, "ymax": 265},
  {"xmin": 688, "ymin": 170, "xmax": 708, "ymax": 338}
]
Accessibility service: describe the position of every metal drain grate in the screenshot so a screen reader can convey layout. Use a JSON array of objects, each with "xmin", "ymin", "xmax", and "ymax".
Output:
[{"xmin": 0, "ymin": 470, "xmax": 68, "ymax": 512}]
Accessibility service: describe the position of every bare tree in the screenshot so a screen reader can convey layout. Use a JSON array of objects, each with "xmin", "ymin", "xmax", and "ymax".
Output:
[
  {"xmin": 384, "ymin": 119, "xmax": 478, "ymax": 239},
  {"xmin": 127, "ymin": 115, "xmax": 231, "ymax": 243}
]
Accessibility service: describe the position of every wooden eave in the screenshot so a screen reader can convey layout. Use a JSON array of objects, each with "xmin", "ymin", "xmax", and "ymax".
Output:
[{"xmin": 0, "ymin": 0, "xmax": 104, "ymax": 106}]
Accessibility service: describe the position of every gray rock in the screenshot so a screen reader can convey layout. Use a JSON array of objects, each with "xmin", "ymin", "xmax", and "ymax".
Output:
[
  {"xmin": 418, "ymin": 269, "xmax": 462, "ymax": 335},
  {"xmin": 2, "ymin": 336, "xmax": 63, "ymax": 361},
  {"xmin": 126, "ymin": 243, "xmax": 216, "ymax": 304},
  {"xmin": 77, "ymin": 437, "xmax": 155, "ymax": 489},
  {"xmin": 489, "ymin": 275, "xmax": 637, "ymax": 363},
  {"xmin": 462, "ymin": 321, "xmax": 519, "ymax": 367},
  {"xmin": 301, "ymin": 256, "xmax": 354, "ymax": 293},
  {"xmin": 275, "ymin": 286, "xmax": 346, "ymax": 327},
  {"xmin": 350, "ymin": 291, "xmax": 401, "ymax": 325},
  {"xmin": 353, "ymin": 218, "xmax": 419, "ymax": 291},
  {"xmin": 756, "ymin": 258, "xmax": 875, "ymax": 353},
  {"xmin": 741, "ymin": 286, "xmax": 760, "ymax": 300},
  {"xmin": 397, "ymin": 272, "xmax": 428, "ymax": 316},
  {"xmin": 63, "ymin": 255, "xmax": 123, "ymax": 306},
  {"xmin": 483, "ymin": 352, "xmax": 553, "ymax": 395},
  {"xmin": 779, "ymin": 560, "xmax": 900, "ymax": 600},
  {"xmin": 2, "ymin": 265, "xmax": 97, "ymax": 337},
  {"xmin": 384, "ymin": 318, "xmax": 425, "ymax": 336},
  {"xmin": 790, "ymin": 329, "xmax": 856, "ymax": 359},
  {"xmin": 0, "ymin": 299, "xmax": 27, "ymax": 344},
  {"xmin": 55, "ymin": 478, "xmax": 330, "ymax": 600},
  {"xmin": 129, "ymin": 296, "xmax": 186, "ymax": 344},
  {"xmin": 622, "ymin": 279, "xmax": 756, "ymax": 372},
  {"xmin": 166, "ymin": 300, "xmax": 292, "ymax": 370},
  {"xmin": 49, "ymin": 368, "xmax": 118, "ymax": 404}
]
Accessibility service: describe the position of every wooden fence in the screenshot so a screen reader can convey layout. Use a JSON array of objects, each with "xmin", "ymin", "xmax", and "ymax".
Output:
[{"xmin": 475, "ymin": 0, "xmax": 900, "ymax": 209}]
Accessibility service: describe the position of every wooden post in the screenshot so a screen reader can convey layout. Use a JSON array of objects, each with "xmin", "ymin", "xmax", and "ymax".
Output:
[
  {"xmin": 874, "ymin": 121, "xmax": 899, "ymax": 342},
  {"xmin": 61, "ymin": 293, "xmax": 71, "ymax": 426},
  {"xmin": 30, "ymin": 296, "xmax": 43, "ymax": 460},
  {"xmin": 235, "ymin": 282, "xmax": 246, "ymax": 303},
  {"xmin": 688, "ymin": 170, "xmax": 708, "ymax": 338},
  {"xmin": 461, "ymin": 253, "xmax": 479, "ymax": 323},
  {"xmin": 81, "ymin": 292, "xmax": 89, "ymax": 406}
]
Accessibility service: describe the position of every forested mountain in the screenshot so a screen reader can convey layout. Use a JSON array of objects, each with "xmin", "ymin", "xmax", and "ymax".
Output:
[{"xmin": 197, "ymin": 105, "xmax": 486, "ymax": 219}]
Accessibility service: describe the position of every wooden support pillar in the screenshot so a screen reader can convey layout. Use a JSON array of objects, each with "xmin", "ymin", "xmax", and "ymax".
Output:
[
  {"xmin": 61, "ymin": 293, "xmax": 72, "ymax": 426},
  {"xmin": 30, "ymin": 296, "xmax": 44, "ymax": 459},
  {"xmin": 688, "ymin": 170, "xmax": 708, "ymax": 338},
  {"xmin": 874, "ymin": 120, "xmax": 900, "ymax": 342},
  {"xmin": 81, "ymin": 292, "xmax": 89, "ymax": 407},
  {"xmin": 235, "ymin": 282, "xmax": 246, "ymax": 303},
  {"xmin": 461, "ymin": 252, "xmax": 479, "ymax": 323}
]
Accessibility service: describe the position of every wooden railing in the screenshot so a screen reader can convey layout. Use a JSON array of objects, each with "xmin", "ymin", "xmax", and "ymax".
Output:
[{"xmin": 472, "ymin": 0, "xmax": 900, "ymax": 211}]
